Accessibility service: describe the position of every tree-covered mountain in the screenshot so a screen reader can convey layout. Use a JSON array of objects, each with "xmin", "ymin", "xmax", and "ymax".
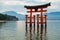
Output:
[
  {"xmin": 0, "ymin": 13, "xmax": 18, "ymax": 21},
  {"xmin": 2, "ymin": 11, "xmax": 25, "ymax": 20}
]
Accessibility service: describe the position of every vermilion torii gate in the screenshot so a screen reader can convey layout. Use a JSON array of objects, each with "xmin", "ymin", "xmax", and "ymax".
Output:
[
  {"xmin": 24, "ymin": 3, "xmax": 50, "ymax": 26},
  {"xmin": 24, "ymin": 3, "xmax": 51, "ymax": 36},
  {"xmin": 24, "ymin": 3, "xmax": 51, "ymax": 40}
]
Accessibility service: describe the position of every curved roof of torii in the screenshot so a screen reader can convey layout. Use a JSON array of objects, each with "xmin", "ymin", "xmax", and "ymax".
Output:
[{"xmin": 24, "ymin": 3, "xmax": 51, "ymax": 9}]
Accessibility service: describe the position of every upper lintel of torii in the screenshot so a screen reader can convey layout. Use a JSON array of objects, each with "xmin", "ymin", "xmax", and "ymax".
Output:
[{"xmin": 24, "ymin": 3, "xmax": 51, "ymax": 9}]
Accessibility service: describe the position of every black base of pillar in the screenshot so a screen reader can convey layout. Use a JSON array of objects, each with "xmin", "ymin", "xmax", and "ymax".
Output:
[
  {"xmin": 40, "ymin": 24, "xmax": 43, "ymax": 35},
  {"xmin": 45, "ymin": 24, "xmax": 47, "ymax": 33},
  {"xmin": 33, "ymin": 24, "xmax": 35, "ymax": 34},
  {"xmin": 30, "ymin": 24, "xmax": 32, "ymax": 27}
]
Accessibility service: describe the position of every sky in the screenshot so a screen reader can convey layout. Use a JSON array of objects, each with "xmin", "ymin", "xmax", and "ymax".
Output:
[{"xmin": 0, "ymin": 0, "xmax": 60, "ymax": 15}]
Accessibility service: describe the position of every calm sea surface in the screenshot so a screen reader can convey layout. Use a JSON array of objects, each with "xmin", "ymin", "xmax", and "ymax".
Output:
[{"xmin": 0, "ymin": 20, "xmax": 60, "ymax": 40}]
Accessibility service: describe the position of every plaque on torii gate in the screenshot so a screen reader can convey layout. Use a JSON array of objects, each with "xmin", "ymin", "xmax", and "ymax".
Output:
[{"xmin": 24, "ymin": 3, "xmax": 51, "ymax": 26}]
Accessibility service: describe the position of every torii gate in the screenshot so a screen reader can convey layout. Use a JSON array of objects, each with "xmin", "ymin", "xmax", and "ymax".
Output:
[
  {"xmin": 24, "ymin": 3, "xmax": 51, "ymax": 26},
  {"xmin": 24, "ymin": 3, "xmax": 51, "ymax": 36},
  {"xmin": 24, "ymin": 3, "xmax": 51, "ymax": 40}
]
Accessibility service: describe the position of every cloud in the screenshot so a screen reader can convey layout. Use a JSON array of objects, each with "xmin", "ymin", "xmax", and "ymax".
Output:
[
  {"xmin": 0, "ymin": 0, "xmax": 60, "ymax": 14},
  {"xmin": 0, "ymin": 0, "xmax": 51, "ymax": 6},
  {"xmin": 0, "ymin": 1, "xmax": 37, "ymax": 6},
  {"xmin": 34, "ymin": 0, "xmax": 60, "ymax": 2},
  {"xmin": 0, "ymin": 0, "xmax": 17, "ymax": 1},
  {"xmin": 34, "ymin": 0, "xmax": 48, "ymax": 2}
]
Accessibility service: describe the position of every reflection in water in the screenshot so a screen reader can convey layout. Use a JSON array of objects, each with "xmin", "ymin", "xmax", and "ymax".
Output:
[
  {"xmin": 25, "ymin": 24, "xmax": 47, "ymax": 40},
  {"xmin": 0, "ymin": 21, "xmax": 17, "ymax": 40},
  {"xmin": 37, "ymin": 24, "xmax": 39, "ymax": 40},
  {"xmin": 25, "ymin": 24, "xmax": 32, "ymax": 40},
  {"xmin": 25, "ymin": 24, "xmax": 28, "ymax": 40},
  {"xmin": 29, "ymin": 24, "xmax": 32, "ymax": 40},
  {"xmin": 0, "ymin": 21, "xmax": 60, "ymax": 40},
  {"xmin": 0, "ymin": 22, "xmax": 6, "ymax": 29},
  {"xmin": 17, "ymin": 21, "xmax": 25, "ymax": 40},
  {"xmin": 33, "ymin": 23, "xmax": 35, "ymax": 34},
  {"xmin": 45, "ymin": 24, "xmax": 47, "ymax": 34}
]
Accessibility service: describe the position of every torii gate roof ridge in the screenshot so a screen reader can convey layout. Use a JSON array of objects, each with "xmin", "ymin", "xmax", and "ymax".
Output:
[{"xmin": 24, "ymin": 3, "xmax": 51, "ymax": 9}]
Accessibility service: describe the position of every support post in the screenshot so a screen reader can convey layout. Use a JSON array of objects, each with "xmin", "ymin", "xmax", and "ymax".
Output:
[
  {"xmin": 37, "ymin": 14, "xmax": 39, "ymax": 26},
  {"xmin": 30, "ymin": 9, "xmax": 32, "ymax": 27},
  {"xmin": 25, "ymin": 15, "xmax": 28, "ymax": 26},
  {"xmin": 33, "ymin": 15, "xmax": 35, "ymax": 34}
]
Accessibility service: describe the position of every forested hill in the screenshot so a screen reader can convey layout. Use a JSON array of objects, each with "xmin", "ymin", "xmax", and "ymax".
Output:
[{"xmin": 0, "ymin": 13, "xmax": 18, "ymax": 21}]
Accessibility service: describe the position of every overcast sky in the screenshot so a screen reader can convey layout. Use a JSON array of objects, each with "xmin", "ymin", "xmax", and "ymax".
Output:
[{"xmin": 0, "ymin": 0, "xmax": 60, "ymax": 15}]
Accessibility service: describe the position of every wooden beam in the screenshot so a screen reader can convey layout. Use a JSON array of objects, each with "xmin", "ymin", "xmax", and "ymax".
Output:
[
  {"xmin": 28, "ymin": 16, "xmax": 46, "ymax": 18},
  {"xmin": 24, "ymin": 3, "xmax": 51, "ymax": 9},
  {"xmin": 28, "ymin": 17, "xmax": 34, "ymax": 18},
  {"xmin": 27, "ymin": 10, "xmax": 47, "ymax": 13},
  {"xmin": 39, "ymin": 16, "xmax": 46, "ymax": 18}
]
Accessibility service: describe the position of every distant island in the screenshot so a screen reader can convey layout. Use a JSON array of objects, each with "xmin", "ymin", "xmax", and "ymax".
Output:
[
  {"xmin": 47, "ymin": 12, "xmax": 60, "ymax": 20},
  {"xmin": 0, "ymin": 13, "xmax": 18, "ymax": 21}
]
